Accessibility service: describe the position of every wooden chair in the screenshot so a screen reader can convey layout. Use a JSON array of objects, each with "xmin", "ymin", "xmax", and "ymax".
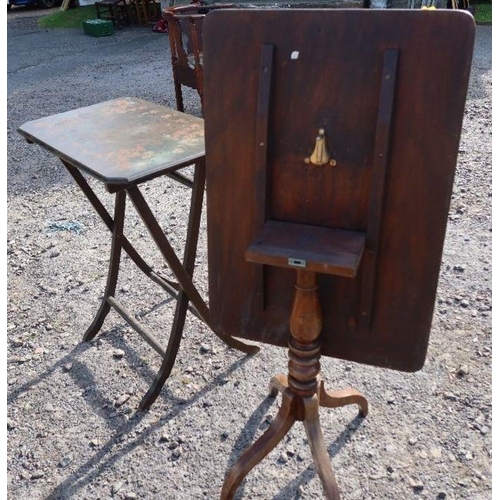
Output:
[
  {"xmin": 95, "ymin": 0, "xmax": 131, "ymax": 28},
  {"xmin": 450, "ymin": 0, "xmax": 470, "ymax": 9},
  {"xmin": 131, "ymin": 0, "xmax": 159, "ymax": 26},
  {"xmin": 163, "ymin": 3, "xmax": 233, "ymax": 113}
]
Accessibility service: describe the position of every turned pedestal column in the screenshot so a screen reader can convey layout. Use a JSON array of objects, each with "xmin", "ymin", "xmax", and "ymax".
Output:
[{"xmin": 221, "ymin": 270, "xmax": 368, "ymax": 499}]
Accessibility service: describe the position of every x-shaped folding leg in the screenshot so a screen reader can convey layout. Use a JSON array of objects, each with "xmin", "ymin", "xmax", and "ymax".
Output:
[{"xmin": 62, "ymin": 159, "xmax": 258, "ymax": 410}]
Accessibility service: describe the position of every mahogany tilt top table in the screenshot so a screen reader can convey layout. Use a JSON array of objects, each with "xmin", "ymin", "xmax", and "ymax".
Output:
[
  {"xmin": 18, "ymin": 97, "xmax": 257, "ymax": 410},
  {"xmin": 203, "ymin": 8, "xmax": 475, "ymax": 498}
]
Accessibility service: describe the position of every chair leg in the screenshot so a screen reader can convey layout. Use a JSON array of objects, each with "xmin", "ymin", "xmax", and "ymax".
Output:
[
  {"xmin": 174, "ymin": 79, "xmax": 185, "ymax": 112},
  {"xmin": 83, "ymin": 190, "xmax": 126, "ymax": 342}
]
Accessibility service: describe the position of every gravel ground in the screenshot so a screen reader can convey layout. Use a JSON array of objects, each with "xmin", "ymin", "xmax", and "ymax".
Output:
[{"xmin": 7, "ymin": 8, "xmax": 492, "ymax": 500}]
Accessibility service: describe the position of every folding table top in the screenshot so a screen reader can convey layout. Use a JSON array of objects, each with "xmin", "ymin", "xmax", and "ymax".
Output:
[
  {"xmin": 204, "ymin": 9, "xmax": 475, "ymax": 372},
  {"xmin": 18, "ymin": 97, "xmax": 205, "ymax": 186}
]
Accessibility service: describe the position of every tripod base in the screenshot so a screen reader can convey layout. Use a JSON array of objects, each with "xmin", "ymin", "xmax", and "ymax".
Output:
[{"xmin": 220, "ymin": 374, "xmax": 368, "ymax": 500}]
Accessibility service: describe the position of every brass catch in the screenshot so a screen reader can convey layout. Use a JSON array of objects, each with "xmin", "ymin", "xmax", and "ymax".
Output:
[{"xmin": 304, "ymin": 128, "xmax": 337, "ymax": 167}]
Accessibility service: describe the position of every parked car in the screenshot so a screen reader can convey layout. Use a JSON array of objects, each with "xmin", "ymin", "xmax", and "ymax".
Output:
[{"xmin": 8, "ymin": 0, "xmax": 62, "ymax": 9}]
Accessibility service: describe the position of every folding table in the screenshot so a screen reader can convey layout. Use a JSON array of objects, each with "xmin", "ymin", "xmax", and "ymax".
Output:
[{"xmin": 18, "ymin": 97, "xmax": 258, "ymax": 410}]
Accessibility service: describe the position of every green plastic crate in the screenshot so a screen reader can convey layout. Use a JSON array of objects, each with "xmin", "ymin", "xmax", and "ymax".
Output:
[{"xmin": 83, "ymin": 19, "xmax": 115, "ymax": 37}]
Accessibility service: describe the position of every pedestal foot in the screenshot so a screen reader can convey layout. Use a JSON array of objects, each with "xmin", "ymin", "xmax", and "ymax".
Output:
[
  {"xmin": 221, "ymin": 389, "xmax": 297, "ymax": 500},
  {"xmin": 303, "ymin": 395, "xmax": 341, "ymax": 499},
  {"xmin": 269, "ymin": 373, "xmax": 288, "ymax": 397},
  {"xmin": 318, "ymin": 379, "xmax": 368, "ymax": 417}
]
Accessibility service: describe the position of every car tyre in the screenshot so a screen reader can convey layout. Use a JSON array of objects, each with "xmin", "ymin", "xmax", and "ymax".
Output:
[{"xmin": 37, "ymin": 0, "xmax": 56, "ymax": 7}]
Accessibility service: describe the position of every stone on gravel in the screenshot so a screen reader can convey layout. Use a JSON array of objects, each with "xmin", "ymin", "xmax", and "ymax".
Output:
[
  {"xmin": 112, "ymin": 349, "xmax": 125, "ymax": 359},
  {"xmin": 58, "ymin": 456, "xmax": 73, "ymax": 468},
  {"xmin": 111, "ymin": 481, "xmax": 125, "ymax": 495},
  {"xmin": 115, "ymin": 394, "xmax": 130, "ymax": 407},
  {"xmin": 200, "ymin": 343, "xmax": 211, "ymax": 354},
  {"xmin": 408, "ymin": 477, "xmax": 424, "ymax": 490},
  {"xmin": 44, "ymin": 403, "xmax": 55, "ymax": 413}
]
